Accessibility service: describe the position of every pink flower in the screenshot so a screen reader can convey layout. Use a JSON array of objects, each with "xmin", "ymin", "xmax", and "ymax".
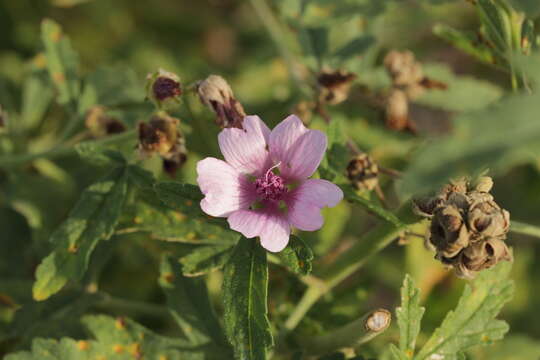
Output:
[{"xmin": 196, "ymin": 115, "xmax": 343, "ymax": 252}]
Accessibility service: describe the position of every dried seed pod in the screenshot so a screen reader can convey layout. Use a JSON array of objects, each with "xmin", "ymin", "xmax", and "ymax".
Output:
[
  {"xmin": 467, "ymin": 198, "xmax": 510, "ymax": 238},
  {"xmin": 346, "ymin": 153, "xmax": 379, "ymax": 191},
  {"xmin": 146, "ymin": 69, "xmax": 182, "ymax": 109},
  {"xmin": 414, "ymin": 176, "xmax": 512, "ymax": 278},
  {"xmin": 196, "ymin": 74, "xmax": 246, "ymax": 129},
  {"xmin": 430, "ymin": 205, "xmax": 469, "ymax": 258},
  {"xmin": 138, "ymin": 113, "xmax": 180, "ymax": 157},
  {"xmin": 85, "ymin": 106, "xmax": 126, "ymax": 138},
  {"xmin": 385, "ymin": 89, "xmax": 409, "ymax": 131},
  {"xmin": 317, "ymin": 69, "xmax": 357, "ymax": 105}
]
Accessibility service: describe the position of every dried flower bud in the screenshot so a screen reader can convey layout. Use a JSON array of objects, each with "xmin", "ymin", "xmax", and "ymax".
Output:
[
  {"xmin": 138, "ymin": 113, "xmax": 180, "ymax": 157},
  {"xmin": 384, "ymin": 50, "xmax": 424, "ymax": 88},
  {"xmin": 385, "ymin": 89, "xmax": 409, "ymax": 131},
  {"xmin": 196, "ymin": 74, "xmax": 246, "ymax": 129},
  {"xmin": 85, "ymin": 106, "xmax": 126, "ymax": 138},
  {"xmin": 146, "ymin": 69, "xmax": 182, "ymax": 109},
  {"xmin": 455, "ymin": 239, "xmax": 512, "ymax": 278},
  {"xmin": 291, "ymin": 101, "xmax": 314, "ymax": 125},
  {"xmin": 346, "ymin": 153, "xmax": 379, "ymax": 191},
  {"xmin": 473, "ymin": 176, "xmax": 493, "ymax": 193},
  {"xmin": 430, "ymin": 205, "xmax": 469, "ymax": 258},
  {"xmin": 317, "ymin": 69, "xmax": 357, "ymax": 105},
  {"xmin": 162, "ymin": 135, "xmax": 188, "ymax": 177}
]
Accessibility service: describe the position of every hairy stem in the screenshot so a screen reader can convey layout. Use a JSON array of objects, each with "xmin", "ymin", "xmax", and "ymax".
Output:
[
  {"xmin": 284, "ymin": 203, "xmax": 420, "ymax": 331},
  {"xmin": 298, "ymin": 309, "xmax": 392, "ymax": 355},
  {"xmin": 510, "ymin": 220, "xmax": 540, "ymax": 239}
]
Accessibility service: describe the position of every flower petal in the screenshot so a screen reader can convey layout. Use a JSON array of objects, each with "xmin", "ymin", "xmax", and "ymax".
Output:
[
  {"xmin": 269, "ymin": 115, "xmax": 327, "ymax": 181},
  {"xmin": 218, "ymin": 115, "xmax": 272, "ymax": 176},
  {"xmin": 287, "ymin": 179, "xmax": 343, "ymax": 231},
  {"xmin": 196, "ymin": 157, "xmax": 255, "ymax": 217},
  {"xmin": 228, "ymin": 209, "xmax": 291, "ymax": 252}
]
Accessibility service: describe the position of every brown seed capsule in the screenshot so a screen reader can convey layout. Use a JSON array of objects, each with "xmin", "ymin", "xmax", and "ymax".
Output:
[
  {"xmin": 196, "ymin": 75, "xmax": 246, "ymax": 129},
  {"xmin": 346, "ymin": 153, "xmax": 379, "ymax": 191},
  {"xmin": 317, "ymin": 69, "xmax": 357, "ymax": 105},
  {"xmin": 385, "ymin": 89, "xmax": 409, "ymax": 131},
  {"xmin": 85, "ymin": 106, "xmax": 126, "ymax": 138},
  {"xmin": 430, "ymin": 205, "xmax": 469, "ymax": 258},
  {"xmin": 467, "ymin": 198, "xmax": 510, "ymax": 239},
  {"xmin": 138, "ymin": 113, "xmax": 180, "ymax": 157}
]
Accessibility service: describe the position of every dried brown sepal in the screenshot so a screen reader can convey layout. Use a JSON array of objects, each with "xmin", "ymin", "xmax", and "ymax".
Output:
[
  {"xmin": 146, "ymin": 69, "xmax": 182, "ymax": 109},
  {"xmin": 85, "ymin": 106, "xmax": 126, "ymax": 138},
  {"xmin": 317, "ymin": 69, "xmax": 357, "ymax": 105},
  {"xmin": 346, "ymin": 153, "xmax": 379, "ymax": 191},
  {"xmin": 162, "ymin": 135, "xmax": 188, "ymax": 177},
  {"xmin": 384, "ymin": 50, "xmax": 424, "ymax": 89},
  {"xmin": 196, "ymin": 74, "xmax": 246, "ymax": 129},
  {"xmin": 138, "ymin": 113, "xmax": 180, "ymax": 157}
]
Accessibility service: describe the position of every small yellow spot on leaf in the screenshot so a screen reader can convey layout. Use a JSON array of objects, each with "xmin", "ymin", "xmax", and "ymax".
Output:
[
  {"xmin": 113, "ymin": 344, "xmax": 124, "ymax": 353},
  {"xmin": 53, "ymin": 72, "xmax": 65, "ymax": 84},
  {"xmin": 133, "ymin": 216, "xmax": 143, "ymax": 224},
  {"xmin": 77, "ymin": 340, "xmax": 90, "ymax": 351},
  {"xmin": 115, "ymin": 317, "xmax": 126, "ymax": 330},
  {"xmin": 185, "ymin": 200, "xmax": 193, "ymax": 206},
  {"xmin": 128, "ymin": 343, "xmax": 142, "ymax": 358},
  {"xmin": 68, "ymin": 244, "xmax": 79, "ymax": 253}
]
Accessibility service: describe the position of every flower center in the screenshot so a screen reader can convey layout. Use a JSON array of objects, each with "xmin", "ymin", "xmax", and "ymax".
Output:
[{"xmin": 255, "ymin": 166, "xmax": 287, "ymax": 201}]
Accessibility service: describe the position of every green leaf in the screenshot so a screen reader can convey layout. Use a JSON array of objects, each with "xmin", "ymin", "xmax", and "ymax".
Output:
[
  {"xmin": 41, "ymin": 19, "xmax": 80, "ymax": 106},
  {"xmin": 154, "ymin": 181, "xmax": 205, "ymax": 215},
  {"xmin": 400, "ymin": 86, "xmax": 540, "ymax": 196},
  {"xmin": 79, "ymin": 65, "xmax": 145, "ymax": 114},
  {"xmin": 415, "ymin": 261, "xmax": 514, "ymax": 360},
  {"xmin": 341, "ymin": 185, "xmax": 403, "ymax": 227},
  {"xmin": 74, "ymin": 142, "xmax": 126, "ymax": 167},
  {"xmin": 20, "ymin": 66, "xmax": 54, "ymax": 131},
  {"xmin": 477, "ymin": 0, "xmax": 513, "ymax": 54},
  {"xmin": 390, "ymin": 344, "xmax": 409, "ymax": 360},
  {"xmin": 6, "ymin": 290, "xmax": 102, "ymax": 348},
  {"xmin": 468, "ymin": 335, "xmax": 540, "ymax": 360},
  {"xmin": 32, "ymin": 167, "xmax": 128, "ymax": 301},
  {"xmin": 159, "ymin": 255, "xmax": 230, "ymax": 349},
  {"xmin": 396, "ymin": 275, "xmax": 425, "ymax": 358},
  {"xmin": 5, "ymin": 314, "xmax": 208, "ymax": 360},
  {"xmin": 433, "ymin": 24, "xmax": 495, "ymax": 65},
  {"xmin": 275, "ymin": 235, "xmax": 314, "ymax": 276},
  {"xmin": 416, "ymin": 63, "xmax": 502, "ymax": 111},
  {"xmin": 223, "ymin": 237, "xmax": 273, "ymax": 360},
  {"xmin": 180, "ymin": 244, "xmax": 237, "ymax": 276},
  {"xmin": 299, "ymin": 26, "xmax": 329, "ymax": 66},
  {"xmin": 333, "ymin": 35, "xmax": 375, "ymax": 61}
]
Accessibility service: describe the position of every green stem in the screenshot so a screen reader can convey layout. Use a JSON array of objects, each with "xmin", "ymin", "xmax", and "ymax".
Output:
[
  {"xmin": 284, "ymin": 203, "xmax": 420, "ymax": 331},
  {"xmin": 298, "ymin": 309, "xmax": 391, "ymax": 355},
  {"xmin": 0, "ymin": 129, "xmax": 136, "ymax": 167},
  {"xmin": 96, "ymin": 292, "xmax": 170, "ymax": 318},
  {"xmin": 248, "ymin": 0, "xmax": 312, "ymax": 97},
  {"xmin": 510, "ymin": 220, "xmax": 540, "ymax": 239}
]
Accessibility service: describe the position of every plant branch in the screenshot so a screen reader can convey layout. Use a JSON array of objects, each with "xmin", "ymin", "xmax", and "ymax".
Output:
[
  {"xmin": 284, "ymin": 203, "xmax": 420, "ymax": 331},
  {"xmin": 298, "ymin": 309, "xmax": 392, "ymax": 355},
  {"xmin": 510, "ymin": 220, "xmax": 540, "ymax": 239},
  {"xmin": 0, "ymin": 129, "xmax": 136, "ymax": 167}
]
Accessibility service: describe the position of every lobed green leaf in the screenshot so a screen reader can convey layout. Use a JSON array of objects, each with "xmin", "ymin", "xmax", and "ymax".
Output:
[{"xmin": 222, "ymin": 237, "xmax": 273, "ymax": 360}]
